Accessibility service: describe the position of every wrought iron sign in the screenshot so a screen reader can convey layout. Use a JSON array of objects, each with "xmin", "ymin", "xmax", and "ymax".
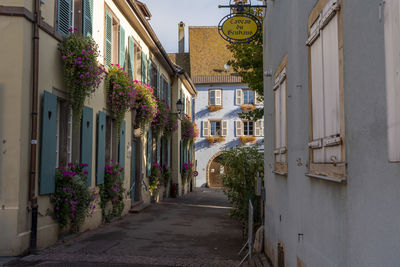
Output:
[{"xmin": 218, "ymin": 0, "xmax": 266, "ymax": 43}]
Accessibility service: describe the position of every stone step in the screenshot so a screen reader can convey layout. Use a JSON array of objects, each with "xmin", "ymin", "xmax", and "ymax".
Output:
[{"xmin": 129, "ymin": 201, "xmax": 150, "ymax": 213}]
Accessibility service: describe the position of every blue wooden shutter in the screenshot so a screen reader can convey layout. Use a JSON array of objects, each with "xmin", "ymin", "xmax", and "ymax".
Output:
[
  {"xmin": 119, "ymin": 26, "xmax": 125, "ymax": 69},
  {"xmin": 167, "ymin": 137, "xmax": 171, "ymax": 167},
  {"xmin": 146, "ymin": 130, "xmax": 152, "ymax": 176},
  {"xmin": 141, "ymin": 52, "xmax": 147, "ymax": 83},
  {"xmin": 119, "ymin": 120, "xmax": 126, "ymax": 168},
  {"xmin": 39, "ymin": 91, "xmax": 58, "ymax": 195},
  {"xmin": 82, "ymin": 0, "xmax": 93, "ymax": 37},
  {"xmin": 57, "ymin": 0, "xmax": 72, "ymax": 37},
  {"xmin": 147, "ymin": 60, "xmax": 152, "ymax": 87},
  {"xmin": 81, "ymin": 106, "xmax": 93, "ymax": 186},
  {"xmin": 156, "ymin": 137, "xmax": 161, "ymax": 164},
  {"xmin": 96, "ymin": 111, "xmax": 106, "ymax": 184},
  {"xmin": 105, "ymin": 10, "xmax": 113, "ymax": 68},
  {"xmin": 167, "ymin": 82, "xmax": 171, "ymax": 107},
  {"xmin": 128, "ymin": 36, "xmax": 134, "ymax": 79}
]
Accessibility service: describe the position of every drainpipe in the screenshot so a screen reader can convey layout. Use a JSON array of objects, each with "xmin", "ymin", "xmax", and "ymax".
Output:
[{"xmin": 29, "ymin": 0, "xmax": 40, "ymax": 252}]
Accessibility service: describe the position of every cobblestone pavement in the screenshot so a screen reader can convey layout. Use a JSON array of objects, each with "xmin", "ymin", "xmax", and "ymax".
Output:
[{"xmin": 6, "ymin": 188, "xmax": 244, "ymax": 267}]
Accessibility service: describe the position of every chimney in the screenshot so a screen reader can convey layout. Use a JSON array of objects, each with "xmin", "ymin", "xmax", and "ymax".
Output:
[{"xmin": 178, "ymin": 21, "xmax": 185, "ymax": 53}]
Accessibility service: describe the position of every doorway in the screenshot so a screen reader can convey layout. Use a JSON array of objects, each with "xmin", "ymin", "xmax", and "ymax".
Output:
[{"xmin": 208, "ymin": 155, "xmax": 225, "ymax": 188}]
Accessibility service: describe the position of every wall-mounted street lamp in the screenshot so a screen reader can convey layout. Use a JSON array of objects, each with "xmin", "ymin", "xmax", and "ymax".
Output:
[{"xmin": 176, "ymin": 99, "xmax": 184, "ymax": 118}]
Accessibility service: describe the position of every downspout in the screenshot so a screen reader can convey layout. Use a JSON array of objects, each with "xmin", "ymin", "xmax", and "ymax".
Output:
[{"xmin": 29, "ymin": 0, "xmax": 40, "ymax": 252}]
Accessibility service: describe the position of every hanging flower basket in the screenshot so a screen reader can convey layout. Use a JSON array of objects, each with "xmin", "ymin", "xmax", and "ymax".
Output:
[
  {"xmin": 239, "ymin": 136, "xmax": 257, "ymax": 144},
  {"xmin": 208, "ymin": 105, "xmax": 223, "ymax": 112},
  {"xmin": 164, "ymin": 112, "xmax": 179, "ymax": 137},
  {"xmin": 134, "ymin": 81, "xmax": 158, "ymax": 132},
  {"xmin": 181, "ymin": 115, "xmax": 199, "ymax": 145},
  {"xmin": 151, "ymin": 99, "xmax": 170, "ymax": 137},
  {"xmin": 105, "ymin": 64, "xmax": 137, "ymax": 135},
  {"xmin": 241, "ymin": 104, "xmax": 256, "ymax": 112},
  {"xmin": 58, "ymin": 29, "xmax": 106, "ymax": 125},
  {"xmin": 206, "ymin": 136, "xmax": 226, "ymax": 144}
]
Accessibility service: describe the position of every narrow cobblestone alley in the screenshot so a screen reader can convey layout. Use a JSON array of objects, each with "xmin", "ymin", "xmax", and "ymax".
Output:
[{"xmin": 6, "ymin": 189, "xmax": 244, "ymax": 267}]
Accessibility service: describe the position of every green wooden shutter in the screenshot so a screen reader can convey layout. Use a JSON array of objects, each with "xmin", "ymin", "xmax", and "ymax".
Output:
[
  {"xmin": 96, "ymin": 111, "xmax": 106, "ymax": 184},
  {"xmin": 146, "ymin": 129, "xmax": 152, "ymax": 176},
  {"xmin": 39, "ymin": 91, "xmax": 58, "ymax": 195},
  {"xmin": 141, "ymin": 52, "xmax": 147, "ymax": 83},
  {"xmin": 81, "ymin": 106, "xmax": 93, "ymax": 186},
  {"xmin": 82, "ymin": 0, "xmax": 93, "ymax": 37},
  {"xmin": 128, "ymin": 36, "xmax": 134, "ymax": 79},
  {"xmin": 57, "ymin": 0, "xmax": 72, "ymax": 37},
  {"xmin": 156, "ymin": 137, "xmax": 161, "ymax": 164},
  {"xmin": 105, "ymin": 10, "xmax": 113, "ymax": 68},
  {"xmin": 167, "ymin": 137, "xmax": 171, "ymax": 167},
  {"xmin": 119, "ymin": 26, "xmax": 125, "ymax": 69},
  {"xmin": 147, "ymin": 59, "xmax": 152, "ymax": 87},
  {"xmin": 167, "ymin": 82, "xmax": 171, "ymax": 107},
  {"xmin": 119, "ymin": 120, "xmax": 126, "ymax": 168}
]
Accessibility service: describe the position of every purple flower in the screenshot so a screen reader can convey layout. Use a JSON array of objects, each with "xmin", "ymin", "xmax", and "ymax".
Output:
[
  {"xmin": 68, "ymin": 162, "xmax": 74, "ymax": 167},
  {"xmin": 80, "ymin": 163, "xmax": 89, "ymax": 167},
  {"xmin": 84, "ymin": 170, "xmax": 88, "ymax": 175}
]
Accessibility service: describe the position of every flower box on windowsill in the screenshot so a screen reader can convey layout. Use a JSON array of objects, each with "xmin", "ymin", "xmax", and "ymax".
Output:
[
  {"xmin": 208, "ymin": 105, "xmax": 223, "ymax": 112},
  {"xmin": 241, "ymin": 104, "xmax": 256, "ymax": 111},
  {"xmin": 207, "ymin": 136, "xmax": 226, "ymax": 144},
  {"xmin": 239, "ymin": 136, "xmax": 257, "ymax": 144}
]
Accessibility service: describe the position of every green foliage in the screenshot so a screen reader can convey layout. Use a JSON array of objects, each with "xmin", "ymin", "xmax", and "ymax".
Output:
[
  {"xmin": 182, "ymin": 161, "xmax": 194, "ymax": 185},
  {"xmin": 99, "ymin": 162, "xmax": 125, "ymax": 223},
  {"xmin": 151, "ymin": 99, "xmax": 170, "ymax": 137},
  {"xmin": 181, "ymin": 115, "xmax": 199, "ymax": 146},
  {"xmin": 52, "ymin": 163, "xmax": 97, "ymax": 232},
  {"xmin": 134, "ymin": 82, "xmax": 158, "ymax": 133},
  {"xmin": 219, "ymin": 145, "xmax": 264, "ymax": 226},
  {"xmin": 149, "ymin": 162, "xmax": 162, "ymax": 195},
  {"xmin": 227, "ymin": 10, "xmax": 264, "ymax": 121},
  {"xmin": 58, "ymin": 31, "xmax": 105, "ymax": 125},
  {"xmin": 162, "ymin": 164, "xmax": 171, "ymax": 187},
  {"xmin": 105, "ymin": 64, "xmax": 136, "ymax": 135}
]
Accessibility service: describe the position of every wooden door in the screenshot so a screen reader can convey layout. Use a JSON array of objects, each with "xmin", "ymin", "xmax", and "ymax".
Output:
[{"xmin": 208, "ymin": 156, "xmax": 224, "ymax": 187}]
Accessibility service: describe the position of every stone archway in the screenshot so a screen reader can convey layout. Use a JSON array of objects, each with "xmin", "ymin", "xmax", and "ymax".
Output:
[{"xmin": 206, "ymin": 152, "xmax": 225, "ymax": 188}]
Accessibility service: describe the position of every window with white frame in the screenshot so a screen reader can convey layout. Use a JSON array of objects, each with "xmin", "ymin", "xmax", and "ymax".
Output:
[
  {"xmin": 274, "ymin": 68, "xmax": 287, "ymax": 164},
  {"xmin": 209, "ymin": 89, "xmax": 222, "ymax": 106},
  {"xmin": 235, "ymin": 120, "xmax": 263, "ymax": 137},
  {"xmin": 384, "ymin": 0, "xmax": 400, "ymax": 161},
  {"xmin": 243, "ymin": 90, "xmax": 255, "ymax": 105},
  {"xmin": 202, "ymin": 120, "xmax": 227, "ymax": 136},
  {"xmin": 306, "ymin": 0, "xmax": 343, "ymax": 165}
]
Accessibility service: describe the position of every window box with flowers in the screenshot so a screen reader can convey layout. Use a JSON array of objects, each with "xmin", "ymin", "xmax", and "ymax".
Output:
[
  {"xmin": 208, "ymin": 105, "xmax": 223, "ymax": 112},
  {"xmin": 58, "ymin": 29, "xmax": 106, "ymax": 125},
  {"xmin": 207, "ymin": 136, "xmax": 226, "ymax": 144},
  {"xmin": 241, "ymin": 104, "xmax": 256, "ymax": 112},
  {"xmin": 239, "ymin": 136, "xmax": 257, "ymax": 144}
]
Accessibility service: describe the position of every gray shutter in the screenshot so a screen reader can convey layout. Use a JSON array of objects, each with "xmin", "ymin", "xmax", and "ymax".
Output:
[
  {"xmin": 119, "ymin": 26, "xmax": 125, "ymax": 69},
  {"xmin": 118, "ymin": 120, "xmax": 126, "ymax": 168},
  {"xmin": 128, "ymin": 36, "xmax": 134, "ymax": 79},
  {"xmin": 146, "ymin": 129, "xmax": 152, "ymax": 176},
  {"xmin": 105, "ymin": 10, "xmax": 113, "ymax": 68},
  {"xmin": 39, "ymin": 91, "xmax": 58, "ymax": 194},
  {"xmin": 82, "ymin": 0, "xmax": 93, "ymax": 37},
  {"xmin": 57, "ymin": 0, "xmax": 72, "ymax": 37},
  {"xmin": 81, "ymin": 106, "xmax": 93, "ymax": 186},
  {"xmin": 96, "ymin": 111, "xmax": 106, "ymax": 184}
]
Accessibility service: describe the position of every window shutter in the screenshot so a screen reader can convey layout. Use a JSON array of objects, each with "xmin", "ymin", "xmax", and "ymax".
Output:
[
  {"xmin": 167, "ymin": 137, "xmax": 171, "ymax": 167},
  {"xmin": 81, "ymin": 106, "xmax": 93, "ymax": 186},
  {"xmin": 180, "ymin": 140, "xmax": 183, "ymax": 173},
  {"xmin": 118, "ymin": 120, "xmax": 126, "ymax": 169},
  {"xmin": 157, "ymin": 137, "xmax": 161, "ymax": 164},
  {"xmin": 167, "ymin": 82, "xmax": 171, "ymax": 107},
  {"xmin": 281, "ymin": 79, "xmax": 287, "ymax": 148},
  {"xmin": 215, "ymin": 90, "xmax": 222, "ymax": 105},
  {"xmin": 221, "ymin": 120, "xmax": 228, "ymax": 136},
  {"xmin": 105, "ymin": 10, "xmax": 113, "ymax": 68},
  {"xmin": 141, "ymin": 52, "xmax": 147, "ymax": 83},
  {"xmin": 82, "ymin": 0, "xmax": 93, "ymax": 37},
  {"xmin": 119, "ymin": 26, "xmax": 125, "ymax": 69},
  {"xmin": 202, "ymin": 121, "xmax": 209, "ymax": 137},
  {"xmin": 260, "ymin": 120, "xmax": 264, "ymax": 137},
  {"xmin": 39, "ymin": 91, "xmax": 58, "ymax": 195},
  {"xmin": 147, "ymin": 59, "xmax": 152, "ymax": 86},
  {"xmin": 385, "ymin": 0, "xmax": 400, "ymax": 161},
  {"xmin": 236, "ymin": 120, "xmax": 243, "ymax": 136},
  {"xmin": 236, "ymin": 89, "xmax": 243, "ymax": 105},
  {"xmin": 275, "ymin": 87, "xmax": 281, "ymax": 149},
  {"xmin": 146, "ymin": 129, "xmax": 152, "ymax": 176},
  {"xmin": 156, "ymin": 69, "xmax": 160, "ymax": 99},
  {"xmin": 255, "ymin": 92, "xmax": 263, "ymax": 105},
  {"xmin": 96, "ymin": 111, "xmax": 106, "ymax": 184},
  {"xmin": 128, "ymin": 36, "xmax": 134, "ymax": 79},
  {"xmin": 57, "ymin": 0, "xmax": 72, "ymax": 37},
  {"xmin": 255, "ymin": 120, "xmax": 261, "ymax": 137}
]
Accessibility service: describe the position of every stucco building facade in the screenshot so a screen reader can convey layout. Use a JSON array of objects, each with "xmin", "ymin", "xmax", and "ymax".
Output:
[
  {"xmin": 263, "ymin": 0, "xmax": 400, "ymax": 266},
  {"xmin": 0, "ymin": 0, "xmax": 195, "ymax": 256}
]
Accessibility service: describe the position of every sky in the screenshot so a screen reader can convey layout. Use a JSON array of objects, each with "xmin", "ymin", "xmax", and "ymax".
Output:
[{"xmin": 140, "ymin": 0, "xmax": 229, "ymax": 53}]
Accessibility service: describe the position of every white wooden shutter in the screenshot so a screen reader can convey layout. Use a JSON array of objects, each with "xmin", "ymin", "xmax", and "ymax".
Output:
[
  {"xmin": 274, "ymin": 86, "xmax": 281, "ymax": 149},
  {"xmin": 254, "ymin": 92, "xmax": 262, "ymax": 105},
  {"xmin": 236, "ymin": 89, "xmax": 243, "ymax": 105},
  {"xmin": 221, "ymin": 120, "xmax": 228, "ymax": 136},
  {"xmin": 385, "ymin": 0, "xmax": 400, "ymax": 161},
  {"xmin": 236, "ymin": 121, "xmax": 243, "ymax": 136},
  {"xmin": 202, "ymin": 121, "xmax": 209, "ymax": 137},
  {"xmin": 255, "ymin": 120, "xmax": 260, "ymax": 137},
  {"xmin": 215, "ymin": 90, "xmax": 222, "ymax": 105},
  {"xmin": 260, "ymin": 120, "xmax": 264, "ymax": 137},
  {"xmin": 281, "ymin": 79, "xmax": 287, "ymax": 148}
]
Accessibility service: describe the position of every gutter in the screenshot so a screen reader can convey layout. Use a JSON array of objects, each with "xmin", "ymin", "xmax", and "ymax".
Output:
[{"xmin": 29, "ymin": 0, "xmax": 40, "ymax": 252}]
